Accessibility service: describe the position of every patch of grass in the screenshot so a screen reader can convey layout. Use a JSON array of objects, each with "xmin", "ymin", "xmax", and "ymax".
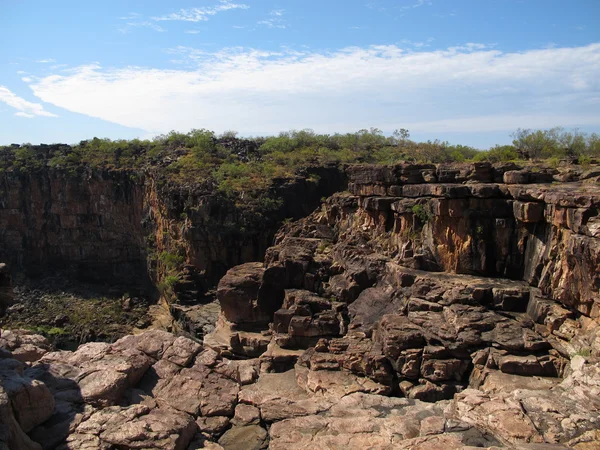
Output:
[
  {"xmin": 411, "ymin": 204, "xmax": 433, "ymax": 224},
  {"xmin": 573, "ymin": 348, "xmax": 592, "ymax": 358},
  {"xmin": 317, "ymin": 241, "xmax": 331, "ymax": 253},
  {"xmin": 1, "ymin": 291, "xmax": 150, "ymax": 346}
]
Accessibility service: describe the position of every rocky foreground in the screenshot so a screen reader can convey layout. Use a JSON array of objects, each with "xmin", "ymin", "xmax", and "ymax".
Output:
[
  {"xmin": 1, "ymin": 327, "xmax": 599, "ymax": 450},
  {"xmin": 1, "ymin": 162, "xmax": 600, "ymax": 449}
]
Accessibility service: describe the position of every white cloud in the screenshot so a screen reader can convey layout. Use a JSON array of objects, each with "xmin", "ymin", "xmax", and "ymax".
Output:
[
  {"xmin": 26, "ymin": 43, "xmax": 600, "ymax": 136},
  {"xmin": 185, "ymin": 29, "xmax": 202, "ymax": 34},
  {"xmin": 153, "ymin": 1, "xmax": 249, "ymax": 22},
  {"xmin": 0, "ymin": 86, "xmax": 57, "ymax": 119},
  {"xmin": 15, "ymin": 112, "xmax": 35, "ymax": 119},
  {"xmin": 36, "ymin": 59, "xmax": 56, "ymax": 63},
  {"xmin": 258, "ymin": 9, "xmax": 287, "ymax": 29}
]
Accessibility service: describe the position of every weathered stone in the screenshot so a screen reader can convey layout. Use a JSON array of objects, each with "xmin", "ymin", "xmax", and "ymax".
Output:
[
  {"xmin": 514, "ymin": 201, "xmax": 545, "ymax": 223},
  {"xmin": 231, "ymin": 404, "xmax": 260, "ymax": 426},
  {"xmin": 111, "ymin": 330, "xmax": 176, "ymax": 360},
  {"xmin": 504, "ymin": 170, "xmax": 531, "ymax": 184},
  {"xmin": 69, "ymin": 405, "xmax": 197, "ymax": 450},
  {"xmin": 218, "ymin": 425, "xmax": 267, "ymax": 450},
  {"xmin": 0, "ymin": 329, "xmax": 51, "ymax": 363},
  {"xmin": 196, "ymin": 416, "xmax": 230, "ymax": 436},
  {"xmin": 163, "ymin": 336, "xmax": 203, "ymax": 367},
  {"xmin": 0, "ymin": 360, "xmax": 55, "ymax": 433},
  {"xmin": 238, "ymin": 370, "xmax": 333, "ymax": 423},
  {"xmin": 154, "ymin": 366, "xmax": 239, "ymax": 417},
  {"xmin": 217, "ymin": 263, "xmax": 269, "ymax": 326},
  {"xmin": 0, "ymin": 384, "xmax": 42, "ymax": 450}
]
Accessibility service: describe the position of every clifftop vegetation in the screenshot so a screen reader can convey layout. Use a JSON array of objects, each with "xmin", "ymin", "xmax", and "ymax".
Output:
[{"xmin": 1, "ymin": 127, "xmax": 598, "ymax": 200}]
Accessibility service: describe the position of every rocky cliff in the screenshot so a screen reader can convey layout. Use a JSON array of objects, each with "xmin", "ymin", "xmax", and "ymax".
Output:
[
  {"xmin": 1, "ymin": 161, "xmax": 599, "ymax": 449},
  {"xmin": 0, "ymin": 165, "xmax": 346, "ymax": 342},
  {"xmin": 0, "ymin": 170, "xmax": 147, "ymax": 285}
]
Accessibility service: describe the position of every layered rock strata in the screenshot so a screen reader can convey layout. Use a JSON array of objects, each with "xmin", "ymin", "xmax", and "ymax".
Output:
[
  {"xmin": 200, "ymin": 162, "xmax": 600, "ymax": 447},
  {"xmin": 1, "ymin": 162, "xmax": 599, "ymax": 449}
]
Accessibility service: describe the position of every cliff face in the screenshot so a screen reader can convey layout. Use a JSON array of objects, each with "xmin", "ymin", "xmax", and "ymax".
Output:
[
  {"xmin": 146, "ymin": 166, "xmax": 346, "ymax": 302},
  {"xmin": 0, "ymin": 170, "xmax": 147, "ymax": 285},
  {"xmin": 207, "ymin": 162, "xmax": 600, "ymax": 404},
  {"xmin": 0, "ymin": 166, "xmax": 347, "ymax": 341},
  {"xmin": 345, "ymin": 164, "xmax": 600, "ymax": 319}
]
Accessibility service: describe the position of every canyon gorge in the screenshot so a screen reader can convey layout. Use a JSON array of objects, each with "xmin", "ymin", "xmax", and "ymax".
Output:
[{"xmin": 1, "ymin": 157, "xmax": 599, "ymax": 449}]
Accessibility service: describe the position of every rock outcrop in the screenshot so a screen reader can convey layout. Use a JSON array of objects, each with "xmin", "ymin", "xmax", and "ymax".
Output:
[
  {"xmin": 0, "ymin": 327, "xmax": 598, "ymax": 449},
  {"xmin": 1, "ymin": 161, "xmax": 599, "ymax": 449},
  {"xmin": 200, "ymin": 161, "xmax": 600, "ymax": 448}
]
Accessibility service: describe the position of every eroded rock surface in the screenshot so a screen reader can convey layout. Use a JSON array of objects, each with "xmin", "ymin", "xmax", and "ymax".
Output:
[
  {"xmin": 1, "ymin": 162, "xmax": 600, "ymax": 449},
  {"xmin": 201, "ymin": 162, "xmax": 600, "ymax": 448}
]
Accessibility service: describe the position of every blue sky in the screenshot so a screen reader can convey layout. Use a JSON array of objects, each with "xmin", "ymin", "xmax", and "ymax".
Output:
[{"xmin": 1, "ymin": 0, "xmax": 599, "ymax": 148}]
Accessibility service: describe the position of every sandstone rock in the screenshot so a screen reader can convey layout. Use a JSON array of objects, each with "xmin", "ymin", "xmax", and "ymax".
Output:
[
  {"xmin": 111, "ymin": 329, "xmax": 176, "ymax": 360},
  {"xmin": 196, "ymin": 416, "xmax": 230, "ymax": 436},
  {"xmin": 0, "ymin": 359, "xmax": 55, "ymax": 433},
  {"xmin": 66, "ymin": 405, "xmax": 197, "ymax": 450},
  {"xmin": 498, "ymin": 354, "xmax": 558, "ymax": 377},
  {"xmin": 504, "ymin": 170, "xmax": 531, "ymax": 184},
  {"xmin": 212, "ymin": 358, "xmax": 258, "ymax": 385},
  {"xmin": 514, "ymin": 201, "xmax": 545, "ymax": 223},
  {"xmin": 231, "ymin": 404, "xmax": 260, "ymax": 426},
  {"xmin": 163, "ymin": 336, "xmax": 203, "ymax": 367},
  {"xmin": 295, "ymin": 364, "xmax": 389, "ymax": 397},
  {"xmin": 238, "ymin": 370, "xmax": 332, "ymax": 423},
  {"xmin": 39, "ymin": 341, "xmax": 153, "ymax": 406},
  {"xmin": 154, "ymin": 365, "xmax": 239, "ymax": 417},
  {"xmin": 269, "ymin": 392, "xmax": 499, "ymax": 450},
  {"xmin": 217, "ymin": 263, "xmax": 269, "ymax": 326},
  {"xmin": 454, "ymin": 389, "xmax": 544, "ymax": 444},
  {"xmin": 0, "ymin": 329, "xmax": 51, "ymax": 363},
  {"xmin": 218, "ymin": 425, "xmax": 267, "ymax": 450},
  {"xmin": 0, "ymin": 384, "xmax": 42, "ymax": 450}
]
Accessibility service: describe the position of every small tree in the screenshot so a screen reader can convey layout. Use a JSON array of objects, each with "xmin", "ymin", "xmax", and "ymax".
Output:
[{"xmin": 393, "ymin": 128, "xmax": 410, "ymax": 144}]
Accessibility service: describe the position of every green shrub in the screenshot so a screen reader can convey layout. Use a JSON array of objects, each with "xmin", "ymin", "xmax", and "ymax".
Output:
[
  {"xmin": 411, "ymin": 204, "xmax": 432, "ymax": 224},
  {"xmin": 164, "ymin": 275, "xmax": 180, "ymax": 287},
  {"xmin": 158, "ymin": 251, "xmax": 185, "ymax": 270}
]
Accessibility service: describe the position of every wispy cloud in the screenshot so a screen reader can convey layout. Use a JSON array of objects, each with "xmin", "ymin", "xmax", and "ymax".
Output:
[
  {"xmin": 119, "ymin": 13, "xmax": 142, "ymax": 20},
  {"xmin": 185, "ymin": 29, "xmax": 202, "ymax": 34},
  {"xmin": 26, "ymin": 43, "xmax": 600, "ymax": 136},
  {"xmin": 368, "ymin": 0, "xmax": 432, "ymax": 15},
  {"xmin": 0, "ymin": 86, "xmax": 57, "ymax": 119},
  {"xmin": 36, "ymin": 58, "xmax": 56, "ymax": 64},
  {"xmin": 153, "ymin": 0, "xmax": 249, "ymax": 22},
  {"xmin": 398, "ymin": 38, "xmax": 435, "ymax": 48},
  {"xmin": 258, "ymin": 9, "xmax": 288, "ymax": 29},
  {"xmin": 119, "ymin": 21, "xmax": 165, "ymax": 34},
  {"xmin": 400, "ymin": 0, "xmax": 432, "ymax": 12},
  {"xmin": 412, "ymin": 0, "xmax": 432, "ymax": 7}
]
